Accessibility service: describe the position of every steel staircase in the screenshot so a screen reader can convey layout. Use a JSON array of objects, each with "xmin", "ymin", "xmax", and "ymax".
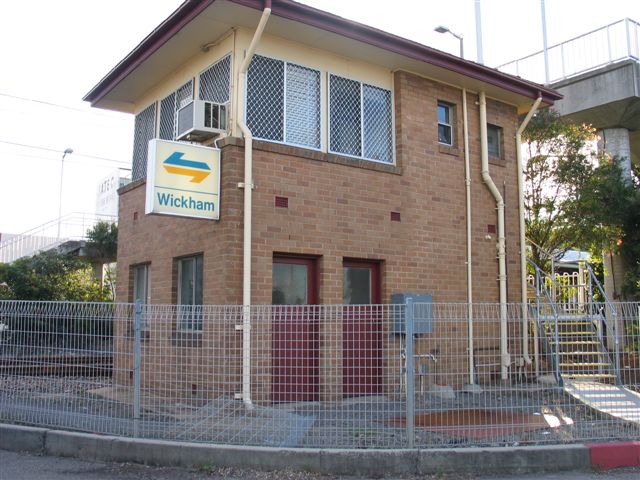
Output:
[{"xmin": 528, "ymin": 260, "xmax": 621, "ymax": 386}]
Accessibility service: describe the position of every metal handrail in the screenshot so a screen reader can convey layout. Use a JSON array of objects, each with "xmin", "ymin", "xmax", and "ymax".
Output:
[
  {"xmin": 584, "ymin": 263, "xmax": 622, "ymax": 384},
  {"xmin": 0, "ymin": 213, "xmax": 117, "ymax": 264},
  {"xmin": 497, "ymin": 18, "xmax": 639, "ymax": 84},
  {"xmin": 528, "ymin": 259, "xmax": 563, "ymax": 385}
]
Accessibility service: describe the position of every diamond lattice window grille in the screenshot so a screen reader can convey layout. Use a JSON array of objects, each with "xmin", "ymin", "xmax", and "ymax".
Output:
[
  {"xmin": 329, "ymin": 75, "xmax": 362, "ymax": 158},
  {"xmin": 132, "ymin": 102, "xmax": 156, "ymax": 181},
  {"xmin": 247, "ymin": 55, "xmax": 320, "ymax": 149},
  {"xmin": 199, "ymin": 54, "xmax": 231, "ymax": 103},
  {"xmin": 363, "ymin": 84, "xmax": 393, "ymax": 163},
  {"xmin": 330, "ymin": 74, "xmax": 393, "ymax": 164},
  {"xmin": 159, "ymin": 92, "xmax": 176, "ymax": 141}
]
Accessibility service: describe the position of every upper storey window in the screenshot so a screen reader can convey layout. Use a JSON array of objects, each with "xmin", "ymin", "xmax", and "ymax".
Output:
[
  {"xmin": 437, "ymin": 102, "xmax": 453, "ymax": 146},
  {"xmin": 329, "ymin": 75, "xmax": 393, "ymax": 164},
  {"xmin": 247, "ymin": 55, "xmax": 321, "ymax": 149},
  {"xmin": 159, "ymin": 80, "xmax": 193, "ymax": 141},
  {"xmin": 132, "ymin": 102, "xmax": 156, "ymax": 181},
  {"xmin": 199, "ymin": 54, "xmax": 231, "ymax": 104}
]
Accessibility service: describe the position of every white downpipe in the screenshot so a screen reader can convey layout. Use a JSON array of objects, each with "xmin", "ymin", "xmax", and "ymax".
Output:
[
  {"xmin": 462, "ymin": 88, "xmax": 475, "ymax": 384},
  {"xmin": 238, "ymin": 5, "xmax": 272, "ymax": 410},
  {"xmin": 516, "ymin": 96, "xmax": 542, "ymax": 367},
  {"xmin": 479, "ymin": 91, "xmax": 510, "ymax": 380}
]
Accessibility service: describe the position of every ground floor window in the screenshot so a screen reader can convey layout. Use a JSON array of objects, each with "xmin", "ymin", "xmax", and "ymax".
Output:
[{"xmin": 177, "ymin": 254, "xmax": 203, "ymax": 330}]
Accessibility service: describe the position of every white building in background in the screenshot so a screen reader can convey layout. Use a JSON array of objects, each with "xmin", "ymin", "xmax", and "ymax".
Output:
[{"xmin": 96, "ymin": 170, "xmax": 130, "ymax": 217}]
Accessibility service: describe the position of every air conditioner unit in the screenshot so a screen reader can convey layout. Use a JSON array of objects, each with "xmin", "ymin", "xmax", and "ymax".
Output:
[{"xmin": 176, "ymin": 100, "xmax": 228, "ymax": 142}]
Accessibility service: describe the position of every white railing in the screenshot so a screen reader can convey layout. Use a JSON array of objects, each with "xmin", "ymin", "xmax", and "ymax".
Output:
[
  {"xmin": 0, "ymin": 213, "xmax": 117, "ymax": 264},
  {"xmin": 497, "ymin": 18, "xmax": 639, "ymax": 84}
]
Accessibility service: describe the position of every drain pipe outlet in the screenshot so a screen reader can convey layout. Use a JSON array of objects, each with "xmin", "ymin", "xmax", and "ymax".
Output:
[
  {"xmin": 479, "ymin": 91, "xmax": 510, "ymax": 380},
  {"xmin": 516, "ymin": 95, "xmax": 542, "ymax": 366},
  {"xmin": 238, "ymin": 2, "xmax": 271, "ymax": 410}
]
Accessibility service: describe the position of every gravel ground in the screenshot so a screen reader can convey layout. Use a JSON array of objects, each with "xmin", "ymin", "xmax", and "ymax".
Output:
[{"xmin": 1, "ymin": 375, "xmax": 639, "ymax": 450}]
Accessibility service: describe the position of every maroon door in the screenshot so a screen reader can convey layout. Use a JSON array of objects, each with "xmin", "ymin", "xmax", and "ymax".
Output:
[
  {"xmin": 342, "ymin": 260, "xmax": 382, "ymax": 397},
  {"xmin": 271, "ymin": 255, "xmax": 319, "ymax": 402}
]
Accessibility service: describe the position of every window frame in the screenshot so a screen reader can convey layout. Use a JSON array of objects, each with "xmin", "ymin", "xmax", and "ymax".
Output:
[
  {"xmin": 176, "ymin": 254, "xmax": 204, "ymax": 331},
  {"xmin": 328, "ymin": 73, "xmax": 395, "ymax": 165},
  {"xmin": 132, "ymin": 263, "xmax": 150, "ymax": 304},
  {"xmin": 132, "ymin": 263, "xmax": 150, "ymax": 332},
  {"xmin": 487, "ymin": 123, "xmax": 503, "ymax": 159},
  {"xmin": 437, "ymin": 101, "xmax": 454, "ymax": 147},
  {"xmin": 245, "ymin": 54, "xmax": 323, "ymax": 151}
]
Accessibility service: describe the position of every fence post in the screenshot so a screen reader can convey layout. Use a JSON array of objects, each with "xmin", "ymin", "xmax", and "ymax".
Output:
[
  {"xmin": 133, "ymin": 300, "xmax": 142, "ymax": 437},
  {"xmin": 405, "ymin": 297, "xmax": 415, "ymax": 448}
]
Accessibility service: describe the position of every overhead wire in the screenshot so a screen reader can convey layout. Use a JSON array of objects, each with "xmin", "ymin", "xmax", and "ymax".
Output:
[{"xmin": 0, "ymin": 139, "xmax": 130, "ymax": 166}]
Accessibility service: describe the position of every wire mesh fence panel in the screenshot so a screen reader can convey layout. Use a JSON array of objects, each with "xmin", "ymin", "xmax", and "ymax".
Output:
[
  {"xmin": 0, "ymin": 301, "xmax": 133, "ymax": 436},
  {"xmin": 1, "ymin": 300, "xmax": 638, "ymax": 448},
  {"xmin": 407, "ymin": 302, "xmax": 640, "ymax": 448}
]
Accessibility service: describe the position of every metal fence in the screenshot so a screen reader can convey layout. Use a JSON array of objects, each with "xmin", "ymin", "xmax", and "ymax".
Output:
[
  {"xmin": 497, "ymin": 18, "xmax": 639, "ymax": 84},
  {"xmin": 0, "ymin": 300, "xmax": 638, "ymax": 449}
]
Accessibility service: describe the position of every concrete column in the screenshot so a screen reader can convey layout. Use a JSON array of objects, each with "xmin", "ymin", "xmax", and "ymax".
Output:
[
  {"xmin": 597, "ymin": 127, "xmax": 632, "ymax": 179},
  {"xmin": 598, "ymin": 129, "xmax": 630, "ymax": 317}
]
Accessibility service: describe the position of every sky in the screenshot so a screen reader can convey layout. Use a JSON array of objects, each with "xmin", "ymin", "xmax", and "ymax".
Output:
[{"xmin": 0, "ymin": 0, "xmax": 636, "ymax": 235}]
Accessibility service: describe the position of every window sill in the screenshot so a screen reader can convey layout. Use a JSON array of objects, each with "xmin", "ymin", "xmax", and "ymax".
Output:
[
  {"xmin": 489, "ymin": 156, "xmax": 506, "ymax": 167},
  {"xmin": 438, "ymin": 144, "xmax": 460, "ymax": 157},
  {"xmin": 219, "ymin": 137, "xmax": 402, "ymax": 175}
]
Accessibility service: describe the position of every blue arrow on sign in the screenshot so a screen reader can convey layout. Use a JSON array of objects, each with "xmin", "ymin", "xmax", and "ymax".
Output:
[{"xmin": 162, "ymin": 152, "xmax": 211, "ymax": 183}]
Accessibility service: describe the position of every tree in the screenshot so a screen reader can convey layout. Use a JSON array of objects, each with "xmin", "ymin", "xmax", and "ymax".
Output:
[
  {"xmin": 523, "ymin": 108, "xmax": 640, "ymax": 300},
  {"xmin": 522, "ymin": 109, "xmax": 598, "ymax": 270},
  {"xmin": 86, "ymin": 221, "xmax": 118, "ymax": 263},
  {"xmin": 86, "ymin": 221, "xmax": 118, "ymax": 300},
  {"xmin": 0, "ymin": 250, "xmax": 110, "ymax": 302}
]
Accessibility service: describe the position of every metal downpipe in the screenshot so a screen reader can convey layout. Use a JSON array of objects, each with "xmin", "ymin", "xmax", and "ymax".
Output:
[
  {"xmin": 462, "ymin": 88, "xmax": 475, "ymax": 385},
  {"xmin": 238, "ymin": 3, "xmax": 272, "ymax": 410},
  {"xmin": 516, "ymin": 96, "xmax": 542, "ymax": 368},
  {"xmin": 479, "ymin": 91, "xmax": 510, "ymax": 380}
]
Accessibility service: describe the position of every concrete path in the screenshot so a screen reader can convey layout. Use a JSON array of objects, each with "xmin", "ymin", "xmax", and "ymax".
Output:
[
  {"xmin": 564, "ymin": 381, "xmax": 640, "ymax": 423},
  {"xmin": 2, "ymin": 449, "xmax": 640, "ymax": 480}
]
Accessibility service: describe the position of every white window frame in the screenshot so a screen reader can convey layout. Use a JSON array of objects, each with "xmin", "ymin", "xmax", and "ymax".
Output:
[
  {"xmin": 132, "ymin": 264, "xmax": 150, "ymax": 330},
  {"xmin": 437, "ymin": 101, "xmax": 453, "ymax": 146},
  {"xmin": 177, "ymin": 255, "xmax": 204, "ymax": 331},
  {"xmin": 487, "ymin": 123, "xmax": 503, "ymax": 158},
  {"xmin": 328, "ymin": 73, "xmax": 395, "ymax": 165},
  {"xmin": 245, "ymin": 54, "xmax": 323, "ymax": 151}
]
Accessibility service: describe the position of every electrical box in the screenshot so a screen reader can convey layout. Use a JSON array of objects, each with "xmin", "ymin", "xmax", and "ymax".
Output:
[{"xmin": 391, "ymin": 293, "xmax": 433, "ymax": 334}]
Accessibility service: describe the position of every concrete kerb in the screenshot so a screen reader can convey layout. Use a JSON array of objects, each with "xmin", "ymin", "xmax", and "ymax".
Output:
[{"xmin": 0, "ymin": 423, "xmax": 605, "ymax": 477}]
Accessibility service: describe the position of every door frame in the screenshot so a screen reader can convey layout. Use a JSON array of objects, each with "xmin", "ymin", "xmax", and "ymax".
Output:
[
  {"xmin": 271, "ymin": 253, "xmax": 320, "ymax": 402},
  {"xmin": 342, "ymin": 259, "xmax": 382, "ymax": 397}
]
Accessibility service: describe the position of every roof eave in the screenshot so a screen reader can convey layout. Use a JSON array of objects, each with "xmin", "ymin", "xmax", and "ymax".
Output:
[
  {"xmin": 84, "ymin": 0, "xmax": 562, "ymax": 107},
  {"xmin": 83, "ymin": 0, "xmax": 216, "ymax": 105},
  {"xmin": 229, "ymin": 0, "xmax": 561, "ymax": 104}
]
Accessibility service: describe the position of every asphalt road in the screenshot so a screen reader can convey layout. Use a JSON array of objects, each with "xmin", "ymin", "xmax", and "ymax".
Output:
[{"xmin": 1, "ymin": 449, "xmax": 639, "ymax": 480}]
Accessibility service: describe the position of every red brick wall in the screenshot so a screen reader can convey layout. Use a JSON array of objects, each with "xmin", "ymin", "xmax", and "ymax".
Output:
[{"xmin": 115, "ymin": 70, "xmax": 524, "ymax": 396}]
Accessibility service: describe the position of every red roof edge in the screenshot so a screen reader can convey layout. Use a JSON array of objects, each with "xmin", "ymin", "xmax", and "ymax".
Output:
[
  {"xmin": 84, "ymin": 0, "xmax": 561, "ymax": 106},
  {"xmin": 231, "ymin": 0, "xmax": 561, "ymax": 103}
]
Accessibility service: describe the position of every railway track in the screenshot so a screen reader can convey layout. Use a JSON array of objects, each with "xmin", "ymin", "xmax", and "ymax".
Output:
[{"xmin": 0, "ymin": 354, "xmax": 113, "ymax": 376}]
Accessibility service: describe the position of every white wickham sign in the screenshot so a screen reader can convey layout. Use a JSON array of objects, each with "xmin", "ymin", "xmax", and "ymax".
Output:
[{"xmin": 145, "ymin": 139, "xmax": 221, "ymax": 220}]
